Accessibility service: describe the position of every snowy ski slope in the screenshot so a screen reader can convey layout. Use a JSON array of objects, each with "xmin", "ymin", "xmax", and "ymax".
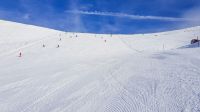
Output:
[{"xmin": 0, "ymin": 20, "xmax": 200, "ymax": 112}]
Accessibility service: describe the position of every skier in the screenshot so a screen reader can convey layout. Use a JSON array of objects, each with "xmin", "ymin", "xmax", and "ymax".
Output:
[
  {"xmin": 43, "ymin": 44, "xmax": 45, "ymax": 47},
  {"xmin": 59, "ymin": 38, "xmax": 61, "ymax": 41},
  {"xmin": 19, "ymin": 52, "xmax": 22, "ymax": 57},
  {"xmin": 57, "ymin": 44, "xmax": 60, "ymax": 48},
  {"xmin": 104, "ymin": 40, "xmax": 107, "ymax": 43}
]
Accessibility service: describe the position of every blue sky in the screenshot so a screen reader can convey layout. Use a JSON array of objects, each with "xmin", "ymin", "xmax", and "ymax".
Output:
[{"xmin": 0, "ymin": 0, "xmax": 200, "ymax": 34}]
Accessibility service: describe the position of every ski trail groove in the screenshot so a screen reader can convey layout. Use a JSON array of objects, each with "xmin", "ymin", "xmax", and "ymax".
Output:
[{"xmin": 20, "ymin": 73, "xmax": 78, "ymax": 112}]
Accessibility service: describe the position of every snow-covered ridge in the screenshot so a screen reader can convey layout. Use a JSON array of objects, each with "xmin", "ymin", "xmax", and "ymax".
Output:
[
  {"xmin": 0, "ymin": 20, "xmax": 200, "ymax": 112},
  {"xmin": 1, "ymin": 19, "xmax": 200, "ymax": 56}
]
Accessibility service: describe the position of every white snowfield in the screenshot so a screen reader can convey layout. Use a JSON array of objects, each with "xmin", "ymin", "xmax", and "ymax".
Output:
[{"xmin": 0, "ymin": 20, "xmax": 200, "ymax": 112}]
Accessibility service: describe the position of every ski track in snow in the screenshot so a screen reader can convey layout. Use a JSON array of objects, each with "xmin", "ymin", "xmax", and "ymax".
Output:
[{"xmin": 0, "ymin": 20, "xmax": 200, "ymax": 112}]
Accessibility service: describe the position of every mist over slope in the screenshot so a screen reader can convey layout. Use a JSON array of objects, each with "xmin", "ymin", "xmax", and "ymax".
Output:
[{"xmin": 0, "ymin": 20, "xmax": 200, "ymax": 112}]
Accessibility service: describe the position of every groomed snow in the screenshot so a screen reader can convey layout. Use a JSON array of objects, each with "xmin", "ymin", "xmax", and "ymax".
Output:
[{"xmin": 0, "ymin": 20, "xmax": 200, "ymax": 112}]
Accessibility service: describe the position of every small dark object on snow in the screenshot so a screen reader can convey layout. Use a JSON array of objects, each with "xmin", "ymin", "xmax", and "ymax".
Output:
[
  {"xmin": 191, "ymin": 39, "xmax": 199, "ymax": 44},
  {"xmin": 43, "ymin": 44, "xmax": 45, "ymax": 47},
  {"xmin": 57, "ymin": 45, "xmax": 60, "ymax": 48},
  {"xmin": 19, "ymin": 52, "xmax": 22, "ymax": 57}
]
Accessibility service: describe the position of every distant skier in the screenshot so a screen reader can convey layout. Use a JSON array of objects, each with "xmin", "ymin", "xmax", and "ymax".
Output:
[
  {"xmin": 19, "ymin": 52, "xmax": 22, "ymax": 57},
  {"xmin": 104, "ymin": 40, "xmax": 107, "ymax": 43},
  {"xmin": 43, "ymin": 44, "xmax": 45, "ymax": 47},
  {"xmin": 57, "ymin": 45, "xmax": 60, "ymax": 48},
  {"xmin": 59, "ymin": 38, "xmax": 61, "ymax": 41}
]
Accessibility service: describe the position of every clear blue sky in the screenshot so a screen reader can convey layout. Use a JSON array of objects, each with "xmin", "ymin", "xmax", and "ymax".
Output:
[{"xmin": 0, "ymin": 0, "xmax": 200, "ymax": 34}]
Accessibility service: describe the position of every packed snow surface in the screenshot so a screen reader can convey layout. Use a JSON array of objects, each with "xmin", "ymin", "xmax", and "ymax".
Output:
[{"xmin": 0, "ymin": 20, "xmax": 200, "ymax": 112}]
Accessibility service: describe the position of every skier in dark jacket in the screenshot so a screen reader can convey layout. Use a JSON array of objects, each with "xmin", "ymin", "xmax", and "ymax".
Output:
[{"xmin": 19, "ymin": 52, "xmax": 22, "ymax": 57}]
